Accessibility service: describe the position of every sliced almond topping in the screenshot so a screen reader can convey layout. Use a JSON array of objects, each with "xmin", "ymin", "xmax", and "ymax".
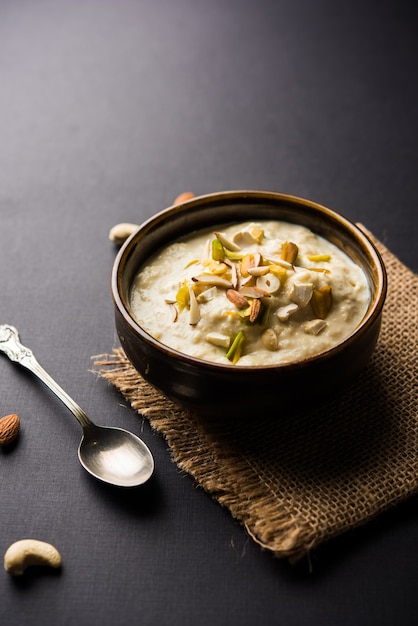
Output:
[
  {"xmin": 238, "ymin": 286, "xmax": 270, "ymax": 298},
  {"xmin": 281, "ymin": 241, "xmax": 299, "ymax": 264},
  {"xmin": 249, "ymin": 298, "xmax": 261, "ymax": 323},
  {"xmin": 169, "ymin": 303, "xmax": 178, "ymax": 322},
  {"xmin": 263, "ymin": 254, "xmax": 294, "ymax": 270},
  {"xmin": 246, "ymin": 266, "xmax": 270, "ymax": 276},
  {"xmin": 192, "ymin": 274, "xmax": 233, "ymax": 288},
  {"xmin": 225, "ymin": 261, "xmax": 238, "ymax": 288},
  {"xmin": 196, "ymin": 286, "xmax": 217, "ymax": 303},
  {"xmin": 188, "ymin": 286, "xmax": 201, "ymax": 325},
  {"xmin": 214, "ymin": 231, "xmax": 241, "ymax": 252},
  {"xmin": 226, "ymin": 289, "xmax": 249, "ymax": 309}
]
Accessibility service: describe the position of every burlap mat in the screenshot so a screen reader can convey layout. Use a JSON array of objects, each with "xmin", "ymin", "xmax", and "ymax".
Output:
[{"xmin": 95, "ymin": 228, "xmax": 418, "ymax": 562}]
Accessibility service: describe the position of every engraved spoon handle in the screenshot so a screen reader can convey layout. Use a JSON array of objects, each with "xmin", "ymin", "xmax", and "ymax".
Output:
[{"xmin": 0, "ymin": 324, "xmax": 92, "ymax": 430}]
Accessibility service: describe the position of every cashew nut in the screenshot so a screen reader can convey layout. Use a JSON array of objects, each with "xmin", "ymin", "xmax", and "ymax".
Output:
[
  {"xmin": 108, "ymin": 222, "xmax": 139, "ymax": 245},
  {"xmin": 4, "ymin": 539, "xmax": 62, "ymax": 576}
]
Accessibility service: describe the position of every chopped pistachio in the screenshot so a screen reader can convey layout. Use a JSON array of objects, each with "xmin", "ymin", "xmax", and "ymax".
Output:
[
  {"xmin": 240, "ymin": 253, "xmax": 257, "ymax": 278},
  {"xmin": 176, "ymin": 280, "xmax": 190, "ymax": 311},
  {"xmin": 211, "ymin": 238, "xmax": 225, "ymax": 261},
  {"xmin": 249, "ymin": 298, "xmax": 261, "ymax": 323},
  {"xmin": 223, "ymin": 249, "xmax": 244, "ymax": 261},
  {"xmin": 311, "ymin": 286, "xmax": 333, "ymax": 319},
  {"xmin": 250, "ymin": 225, "xmax": 264, "ymax": 243},
  {"xmin": 184, "ymin": 258, "xmax": 200, "ymax": 269},
  {"xmin": 281, "ymin": 241, "xmax": 299, "ymax": 264},
  {"xmin": 307, "ymin": 254, "xmax": 331, "ymax": 262},
  {"xmin": 268, "ymin": 264, "xmax": 287, "ymax": 281},
  {"xmin": 226, "ymin": 330, "xmax": 245, "ymax": 364},
  {"xmin": 202, "ymin": 259, "xmax": 228, "ymax": 275}
]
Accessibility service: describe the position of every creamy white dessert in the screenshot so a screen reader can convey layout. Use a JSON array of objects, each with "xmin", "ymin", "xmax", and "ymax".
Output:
[{"xmin": 130, "ymin": 221, "xmax": 370, "ymax": 366}]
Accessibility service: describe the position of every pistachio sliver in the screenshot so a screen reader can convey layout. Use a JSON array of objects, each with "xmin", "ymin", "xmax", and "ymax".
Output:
[
  {"xmin": 311, "ymin": 285, "xmax": 332, "ymax": 319},
  {"xmin": 211, "ymin": 238, "xmax": 225, "ymax": 261},
  {"xmin": 249, "ymin": 298, "xmax": 261, "ymax": 323},
  {"xmin": 188, "ymin": 286, "xmax": 201, "ymax": 325},
  {"xmin": 226, "ymin": 330, "xmax": 245, "ymax": 364},
  {"xmin": 223, "ymin": 249, "xmax": 244, "ymax": 261},
  {"xmin": 281, "ymin": 241, "xmax": 299, "ymax": 264},
  {"xmin": 176, "ymin": 279, "xmax": 190, "ymax": 311},
  {"xmin": 250, "ymin": 225, "xmax": 264, "ymax": 243},
  {"xmin": 307, "ymin": 254, "xmax": 331, "ymax": 262},
  {"xmin": 263, "ymin": 255, "xmax": 294, "ymax": 270}
]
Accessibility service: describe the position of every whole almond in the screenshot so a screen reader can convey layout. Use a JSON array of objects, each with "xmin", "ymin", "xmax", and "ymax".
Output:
[
  {"xmin": 226, "ymin": 289, "xmax": 249, "ymax": 309},
  {"xmin": 173, "ymin": 191, "xmax": 195, "ymax": 205},
  {"xmin": 0, "ymin": 413, "xmax": 20, "ymax": 446}
]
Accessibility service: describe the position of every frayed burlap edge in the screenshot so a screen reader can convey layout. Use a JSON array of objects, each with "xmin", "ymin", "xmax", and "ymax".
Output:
[{"xmin": 94, "ymin": 347, "xmax": 307, "ymax": 559}]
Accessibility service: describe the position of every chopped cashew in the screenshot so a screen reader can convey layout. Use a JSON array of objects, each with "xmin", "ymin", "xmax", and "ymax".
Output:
[{"xmin": 277, "ymin": 303, "xmax": 299, "ymax": 321}]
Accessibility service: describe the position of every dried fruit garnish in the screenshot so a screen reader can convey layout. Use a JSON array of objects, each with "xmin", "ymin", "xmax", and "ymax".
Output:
[
  {"xmin": 311, "ymin": 285, "xmax": 333, "ymax": 319},
  {"xmin": 211, "ymin": 238, "xmax": 225, "ymax": 261},
  {"xmin": 281, "ymin": 241, "xmax": 299, "ymax": 264},
  {"xmin": 225, "ymin": 330, "xmax": 245, "ymax": 364}
]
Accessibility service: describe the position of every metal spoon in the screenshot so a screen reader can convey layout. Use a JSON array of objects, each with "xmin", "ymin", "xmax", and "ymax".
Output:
[{"xmin": 0, "ymin": 324, "xmax": 154, "ymax": 488}]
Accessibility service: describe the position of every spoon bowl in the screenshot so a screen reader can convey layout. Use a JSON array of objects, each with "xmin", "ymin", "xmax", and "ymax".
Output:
[
  {"xmin": 0, "ymin": 324, "xmax": 154, "ymax": 488},
  {"xmin": 79, "ymin": 424, "xmax": 154, "ymax": 487}
]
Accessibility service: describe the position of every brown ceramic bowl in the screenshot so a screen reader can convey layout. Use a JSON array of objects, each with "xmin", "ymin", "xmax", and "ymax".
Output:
[{"xmin": 111, "ymin": 190, "xmax": 387, "ymax": 419}]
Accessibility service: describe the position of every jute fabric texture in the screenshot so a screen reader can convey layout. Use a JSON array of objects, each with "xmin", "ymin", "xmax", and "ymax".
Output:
[{"xmin": 96, "ymin": 230, "xmax": 418, "ymax": 561}]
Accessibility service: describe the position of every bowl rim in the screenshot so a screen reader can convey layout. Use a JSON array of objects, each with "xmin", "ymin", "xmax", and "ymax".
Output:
[{"xmin": 111, "ymin": 189, "xmax": 387, "ymax": 372}]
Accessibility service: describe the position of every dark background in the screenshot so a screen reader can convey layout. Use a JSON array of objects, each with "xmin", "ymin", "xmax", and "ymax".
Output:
[{"xmin": 0, "ymin": 1, "xmax": 417, "ymax": 624}]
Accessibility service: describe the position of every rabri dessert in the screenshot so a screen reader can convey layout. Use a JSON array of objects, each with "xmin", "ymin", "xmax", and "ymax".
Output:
[{"xmin": 130, "ymin": 221, "xmax": 370, "ymax": 366}]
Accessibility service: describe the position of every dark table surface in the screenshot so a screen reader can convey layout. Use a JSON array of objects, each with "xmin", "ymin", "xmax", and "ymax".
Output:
[{"xmin": 0, "ymin": 1, "xmax": 417, "ymax": 624}]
